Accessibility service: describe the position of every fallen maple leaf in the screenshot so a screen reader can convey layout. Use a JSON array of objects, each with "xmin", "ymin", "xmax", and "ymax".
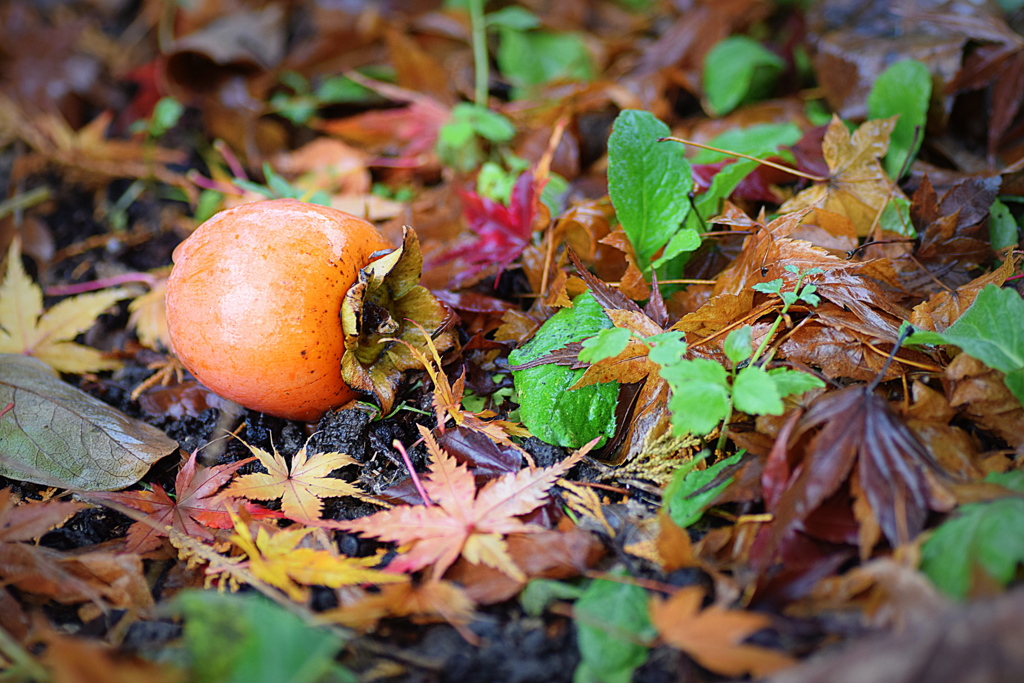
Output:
[
  {"xmin": 0, "ymin": 237, "xmax": 131, "ymax": 372},
  {"xmin": 426, "ymin": 170, "xmax": 547, "ymax": 289},
  {"xmin": 759, "ymin": 385, "xmax": 956, "ymax": 563},
  {"xmin": 649, "ymin": 586, "xmax": 795, "ymax": 678},
  {"xmin": 91, "ymin": 450, "xmax": 259, "ymax": 554},
  {"xmin": 0, "ymin": 489, "xmax": 151, "ymax": 611},
  {"xmin": 225, "ymin": 439, "xmax": 370, "ymax": 522},
  {"xmin": 223, "ymin": 507, "xmax": 403, "ymax": 602},
  {"xmin": 780, "ymin": 115, "xmax": 903, "ymax": 236},
  {"xmin": 339, "ymin": 425, "xmax": 592, "ymax": 581}
]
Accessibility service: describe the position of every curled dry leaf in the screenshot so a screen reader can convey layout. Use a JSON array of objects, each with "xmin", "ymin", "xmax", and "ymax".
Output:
[{"xmin": 341, "ymin": 225, "xmax": 457, "ymax": 413}]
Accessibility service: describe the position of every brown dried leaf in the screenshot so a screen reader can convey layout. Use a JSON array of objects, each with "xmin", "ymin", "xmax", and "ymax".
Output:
[
  {"xmin": 780, "ymin": 116, "xmax": 903, "ymax": 236},
  {"xmin": 761, "ymin": 386, "xmax": 954, "ymax": 561}
]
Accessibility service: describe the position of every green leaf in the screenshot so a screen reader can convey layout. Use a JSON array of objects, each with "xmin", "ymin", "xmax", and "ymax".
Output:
[
  {"xmin": 579, "ymin": 327, "xmax": 633, "ymax": 364},
  {"xmin": 509, "ymin": 293, "xmax": 618, "ymax": 448},
  {"xmin": 521, "ymin": 578, "xmax": 584, "ymax": 617},
  {"xmin": 732, "ymin": 366, "xmax": 784, "ymax": 415},
  {"xmin": 921, "ymin": 472, "xmax": 1024, "ymax": 599},
  {"xmin": 702, "ymin": 36, "xmax": 784, "ymax": 117},
  {"xmin": 170, "ymin": 589, "xmax": 353, "ymax": 683},
  {"xmin": 0, "ymin": 354, "xmax": 177, "ymax": 490},
  {"xmin": 650, "ymin": 228, "xmax": 701, "ymax": 269},
  {"xmin": 866, "ymin": 59, "xmax": 931, "ymax": 179},
  {"xmin": 753, "ymin": 278, "xmax": 784, "ymax": 295},
  {"xmin": 486, "ymin": 5, "xmax": 540, "ymax": 30},
  {"xmin": 647, "ymin": 333, "xmax": 688, "ymax": 367},
  {"xmin": 661, "ymin": 359, "xmax": 732, "ymax": 436},
  {"xmin": 906, "ymin": 285, "xmax": 1024, "ymax": 406},
  {"xmin": 607, "ymin": 110, "xmax": 692, "ymax": 269},
  {"xmin": 768, "ymin": 367, "xmax": 826, "ymax": 398},
  {"xmin": 664, "ymin": 451, "xmax": 742, "ymax": 528},
  {"xmin": 574, "ymin": 573, "xmax": 654, "ymax": 683},
  {"xmin": 878, "ymin": 196, "xmax": 915, "ymax": 237},
  {"xmin": 496, "ymin": 28, "xmax": 594, "ymax": 100},
  {"xmin": 990, "ymin": 199, "xmax": 1020, "ymax": 251},
  {"xmin": 724, "ymin": 326, "xmax": 753, "ymax": 364}
]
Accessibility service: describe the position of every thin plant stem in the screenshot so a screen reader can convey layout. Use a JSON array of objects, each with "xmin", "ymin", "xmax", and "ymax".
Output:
[
  {"xmin": 393, "ymin": 439, "xmax": 433, "ymax": 506},
  {"xmin": 469, "ymin": 0, "xmax": 488, "ymax": 108},
  {"xmin": 658, "ymin": 136, "xmax": 827, "ymax": 183},
  {"xmin": 0, "ymin": 186, "xmax": 50, "ymax": 221}
]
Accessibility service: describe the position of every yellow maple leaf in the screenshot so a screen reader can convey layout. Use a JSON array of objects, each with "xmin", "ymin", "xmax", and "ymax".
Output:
[
  {"xmin": 227, "ymin": 508, "xmax": 403, "ymax": 602},
  {"xmin": 226, "ymin": 439, "xmax": 370, "ymax": 521},
  {"xmin": 649, "ymin": 586, "xmax": 795, "ymax": 678},
  {"xmin": 0, "ymin": 238, "xmax": 130, "ymax": 372},
  {"xmin": 780, "ymin": 115, "xmax": 903, "ymax": 236}
]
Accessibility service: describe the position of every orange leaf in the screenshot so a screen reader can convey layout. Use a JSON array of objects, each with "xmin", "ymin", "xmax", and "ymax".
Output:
[
  {"xmin": 338, "ymin": 426, "xmax": 591, "ymax": 580},
  {"xmin": 650, "ymin": 586, "xmax": 795, "ymax": 677}
]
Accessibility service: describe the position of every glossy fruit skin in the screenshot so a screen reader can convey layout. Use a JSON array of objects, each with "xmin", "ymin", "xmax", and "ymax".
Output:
[{"xmin": 165, "ymin": 198, "xmax": 391, "ymax": 421}]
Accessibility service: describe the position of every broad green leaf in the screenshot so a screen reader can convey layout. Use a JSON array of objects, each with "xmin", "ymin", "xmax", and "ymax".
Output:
[
  {"xmin": 702, "ymin": 36, "xmax": 784, "ymax": 117},
  {"xmin": 768, "ymin": 367, "xmax": 826, "ymax": 398},
  {"xmin": 867, "ymin": 60, "xmax": 931, "ymax": 179},
  {"xmin": 732, "ymin": 366, "xmax": 784, "ymax": 415},
  {"xmin": 906, "ymin": 285, "xmax": 1024, "ymax": 405},
  {"xmin": 607, "ymin": 110, "xmax": 692, "ymax": 269},
  {"xmin": 723, "ymin": 326, "xmax": 753, "ymax": 364},
  {"xmin": 574, "ymin": 573, "xmax": 654, "ymax": 683},
  {"xmin": 664, "ymin": 451, "xmax": 743, "ymax": 528},
  {"xmin": 509, "ymin": 293, "xmax": 618, "ymax": 448},
  {"xmin": 990, "ymin": 199, "xmax": 1020, "ymax": 251},
  {"xmin": 921, "ymin": 472, "xmax": 1024, "ymax": 599},
  {"xmin": 496, "ymin": 28, "xmax": 594, "ymax": 100},
  {"xmin": 0, "ymin": 354, "xmax": 177, "ymax": 490},
  {"xmin": 579, "ymin": 327, "xmax": 633, "ymax": 364},
  {"xmin": 170, "ymin": 589, "xmax": 353, "ymax": 683},
  {"xmin": 446, "ymin": 103, "xmax": 516, "ymax": 142}
]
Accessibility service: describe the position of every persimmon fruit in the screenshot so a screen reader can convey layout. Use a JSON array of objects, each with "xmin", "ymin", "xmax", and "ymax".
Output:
[{"xmin": 164, "ymin": 198, "xmax": 392, "ymax": 421}]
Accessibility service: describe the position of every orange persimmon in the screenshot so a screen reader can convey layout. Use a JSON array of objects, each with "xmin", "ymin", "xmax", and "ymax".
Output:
[{"xmin": 164, "ymin": 198, "xmax": 392, "ymax": 421}]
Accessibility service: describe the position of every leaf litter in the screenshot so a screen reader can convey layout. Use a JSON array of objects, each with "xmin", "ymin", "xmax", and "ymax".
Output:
[{"xmin": 3, "ymin": 0, "xmax": 1024, "ymax": 681}]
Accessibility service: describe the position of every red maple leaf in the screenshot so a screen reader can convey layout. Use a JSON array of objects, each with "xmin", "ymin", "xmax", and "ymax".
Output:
[
  {"xmin": 427, "ymin": 170, "xmax": 547, "ymax": 288},
  {"xmin": 91, "ymin": 450, "xmax": 273, "ymax": 554}
]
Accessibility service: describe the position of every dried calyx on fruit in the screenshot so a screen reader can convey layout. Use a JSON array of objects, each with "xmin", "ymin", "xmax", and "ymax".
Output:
[{"xmin": 164, "ymin": 198, "xmax": 455, "ymax": 421}]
